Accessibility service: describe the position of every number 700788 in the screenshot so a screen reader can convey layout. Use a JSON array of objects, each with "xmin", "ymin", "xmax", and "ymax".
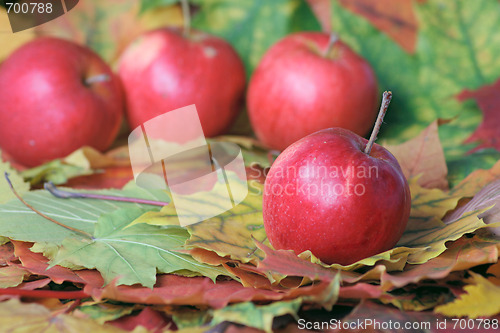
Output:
[
  {"xmin": 452, "ymin": 318, "xmax": 499, "ymax": 330},
  {"xmin": 5, "ymin": 2, "xmax": 53, "ymax": 14}
]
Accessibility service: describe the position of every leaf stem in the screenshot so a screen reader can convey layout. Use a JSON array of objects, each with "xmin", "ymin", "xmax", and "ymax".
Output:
[
  {"xmin": 4, "ymin": 172, "xmax": 93, "ymax": 239},
  {"xmin": 323, "ymin": 32, "xmax": 339, "ymax": 57},
  {"xmin": 364, "ymin": 91, "xmax": 392, "ymax": 156},
  {"xmin": 181, "ymin": 0, "xmax": 191, "ymax": 37},
  {"xmin": 44, "ymin": 182, "xmax": 170, "ymax": 207}
]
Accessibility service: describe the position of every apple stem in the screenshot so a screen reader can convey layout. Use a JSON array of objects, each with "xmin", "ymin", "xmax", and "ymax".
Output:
[
  {"xmin": 84, "ymin": 73, "xmax": 110, "ymax": 86},
  {"xmin": 364, "ymin": 91, "xmax": 393, "ymax": 156},
  {"xmin": 181, "ymin": 0, "xmax": 191, "ymax": 37},
  {"xmin": 44, "ymin": 181, "xmax": 170, "ymax": 207},
  {"xmin": 4, "ymin": 172, "xmax": 93, "ymax": 239},
  {"xmin": 323, "ymin": 33, "xmax": 339, "ymax": 57}
]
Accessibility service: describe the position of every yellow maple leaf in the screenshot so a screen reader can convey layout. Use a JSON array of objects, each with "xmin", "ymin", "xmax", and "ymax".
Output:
[{"xmin": 435, "ymin": 272, "xmax": 500, "ymax": 318}]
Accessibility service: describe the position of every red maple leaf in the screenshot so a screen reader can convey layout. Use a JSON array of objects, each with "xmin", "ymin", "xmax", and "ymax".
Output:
[
  {"xmin": 339, "ymin": 0, "xmax": 419, "ymax": 53},
  {"xmin": 457, "ymin": 78, "xmax": 500, "ymax": 153}
]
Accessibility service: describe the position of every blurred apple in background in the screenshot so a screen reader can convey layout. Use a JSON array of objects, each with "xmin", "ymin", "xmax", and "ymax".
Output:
[
  {"xmin": 0, "ymin": 37, "xmax": 124, "ymax": 167},
  {"xmin": 118, "ymin": 28, "xmax": 246, "ymax": 137},
  {"xmin": 247, "ymin": 32, "xmax": 379, "ymax": 151}
]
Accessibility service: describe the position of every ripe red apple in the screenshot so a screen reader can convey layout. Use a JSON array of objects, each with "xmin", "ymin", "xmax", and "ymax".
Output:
[
  {"xmin": 247, "ymin": 32, "xmax": 378, "ymax": 151},
  {"xmin": 118, "ymin": 28, "xmax": 246, "ymax": 137},
  {"xmin": 263, "ymin": 93, "xmax": 410, "ymax": 265},
  {"xmin": 0, "ymin": 37, "xmax": 124, "ymax": 167}
]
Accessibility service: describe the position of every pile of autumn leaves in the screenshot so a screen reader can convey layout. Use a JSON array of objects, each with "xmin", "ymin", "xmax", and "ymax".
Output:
[{"xmin": 0, "ymin": 121, "xmax": 500, "ymax": 332}]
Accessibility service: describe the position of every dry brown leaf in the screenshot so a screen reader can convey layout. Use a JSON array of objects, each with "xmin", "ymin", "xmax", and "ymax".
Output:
[
  {"xmin": 338, "ymin": 0, "xmax": 419, "ymax": 53},
  {"xmin": 385, "ymin": 120, "xmax": 448, "ymax": 190}
]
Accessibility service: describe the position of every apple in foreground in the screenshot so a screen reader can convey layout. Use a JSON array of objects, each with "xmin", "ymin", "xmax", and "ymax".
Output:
[
  {"xmin": 118, "ymin": 28, "xmax": 246, "ymax": 137},
  {"xmin": 247, "ymin": 32, "xmax": 378, "ymax": 151},
  {"xmin": 263, "ymin": 93, "xmax": 410, "ymax": 265},
  {"xmin": 0, "ymin": 37, "xmax": 124, "ymax": 167}
]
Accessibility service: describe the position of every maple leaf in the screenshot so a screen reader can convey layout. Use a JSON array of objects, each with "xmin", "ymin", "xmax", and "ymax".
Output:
[
  {"xmin": 381, "ymin": 234, "xmax": 499, "ymax": 291},
  {"xmin": 338, "ymin": 0, "xmax": 419, "ymax": 53},
  {"xmin": 331, "ymin": 0, "xmax": 500, "ymax": 183},
  {"xmin": 82, "ymin": 272, "xmax": 337, "ymax": 310},
  {"xmin": 209, "ymin": 299, "xmax": 301, "ymax": 333},
  {"xmin": 0, "ymin": 183, "xmax": 169, "ymax": 244},
  {"xmin": 457, "ymin": 78, "xmax": 500, "ymax": 153},
  {"xmin": 254, "ymin": 241, "xmax": 339, "ymax": 283},
  {"xmin": 133, "ymin": 181, "xmax": 268, "ymax": 263},
  {"xmin": 21, "ymin": 146, "xmax": 118, "ymax": 186},
  {"xmin": 338, "ymin": 283, "xmax": 383, "ymax": 301},
  {"xmin": 0, "ymin": 266, "xmax": 28, "ymax": 288},
  {"xmin": 399, "ymin": 206, "xmax": 489, "ymax": 264},
  {"xmin": 12, "ymin": 241, "xmax": 87, "ymax": 285},
  {"xmin": 445, "ymin": 179, "xmax": 500, "ymax": 235},
  {"xmin": 50, "ymin": 207, "xmax": 228, "ymax": 288},
  {"xmin": 408, "ymin": 179, "xmax": 461, "ymax": 221},
  {"xmin": 75, "ymin": 302, "xmax": 137, "ymax": 326},
  {"xmin": 385, "ymin": 121, "xmax": 448, "ymax": 190},
  {"xmin": 434, "ymin": 272, "xmax": 500, "ymax": 318}
]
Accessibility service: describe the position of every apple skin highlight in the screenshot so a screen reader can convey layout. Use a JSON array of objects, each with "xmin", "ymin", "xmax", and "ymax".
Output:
[{"xmin": 263, "ymin": 128, "xmax": 411, "ymax": 265}]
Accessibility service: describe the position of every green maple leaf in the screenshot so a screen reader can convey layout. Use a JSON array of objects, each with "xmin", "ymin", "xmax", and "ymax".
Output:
[
  {"xmin": 0, "ymin": 183, "xmax": 226, "ymax": 287},
  {"xmin": 209, "ymin": 299, "xmax": 302, "ymax": 333},
  {"xmin": 331, "ymin": 0, "xmax": 500, "ymax": 184},
  {"xmin": 50, "ymin": 207, "xmax": 227, "ymax": 288},
  {"xmin": 0, "ymin": 182, "xmax": 169, "ymax": 243}
]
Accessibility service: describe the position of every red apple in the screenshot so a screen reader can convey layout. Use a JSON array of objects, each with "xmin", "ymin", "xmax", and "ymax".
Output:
[
  {"xmin": 118, "ymin": 28, "xmax": 246, "ymax": 137},
  {"xmin": 263, "ymin": 126, "xmax": 410, "ymax": 265},
  {"xmin": 247, "ymin": 32, "xmax": 378, "ymax": 151},
  {"xmin": 0, "ymin": 37, "xmax": 124, "ymax": 167}
]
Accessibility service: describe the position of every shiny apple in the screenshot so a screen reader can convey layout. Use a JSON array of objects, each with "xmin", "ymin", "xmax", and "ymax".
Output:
[
  {"xmin": 118, "ymin": 28, "xmax": 246, "ymax": 137},
  {"xmin": 263, "ymin": 125, "xmax": 410, "ymax": 265},
  {"xmin": 0, "ymin": 37, "xmax": 124, "ymax": 167}
]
